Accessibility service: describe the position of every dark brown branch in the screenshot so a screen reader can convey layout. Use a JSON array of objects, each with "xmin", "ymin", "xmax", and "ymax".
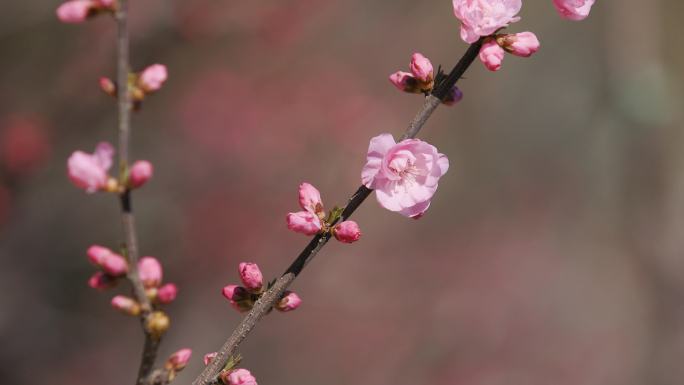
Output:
[
  {"xmin": 115, "ymin": 2, "xmax": 161, "ymax": 384},
  {"xmin": 192, "ymin": 38, "xmax": 484, "ymax": 385}
]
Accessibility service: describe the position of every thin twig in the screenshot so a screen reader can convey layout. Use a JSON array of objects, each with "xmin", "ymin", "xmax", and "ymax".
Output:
[
  {"xmin": 192, "ymin": 38, "xmax": 484, "ymax": 385},
  {"xmin": 115, "ymin": 2, "xmax": 161, "ymax": 384}
]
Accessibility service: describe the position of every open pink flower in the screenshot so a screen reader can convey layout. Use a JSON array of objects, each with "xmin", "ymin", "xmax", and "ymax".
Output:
[
  {"xmin": 361, "ymin": 134, "xmax": 449, "ymax": 218},
  {"xmin": 298, "ymin": 182, "xmax": 323, "ymax": 215},
  {"xmin": 452, "ymin": 0, "xmax": 522, "ymax": 43},
  {"xmin": 56, "ymin": 0, "xmax": 94, "ymax": 23},
  {"xmin": 67, "ymin": 142, "xmax": 114, "ymax": 193},
  {"xmin": 553, "ymin": 0, "xmax": 595, "ymax": 21}
]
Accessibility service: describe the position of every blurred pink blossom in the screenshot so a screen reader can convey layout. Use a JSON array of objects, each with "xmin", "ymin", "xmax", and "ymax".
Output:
[
  {"xmin": 0, "ymin": 115, "xmax": 51, "ymax": 176},
  {"xmin": 87, "ymin": 271, "xmax": 115, "ymax": 290},
  {"xmin": 110, "ymin": 295, "xmax": 141, "ymax": 315},
  {"xmin": 56, "ymin": 1, "xmax": 93, "ymax": 24},
  {"xmin": 87, "ymin": 245, "xmax": 128, "ymax": 276},
  {"xmin": 67, "ymin": 142, "xmax": 114, "ymax": 193},
  {"xmin": 138, "ymin": 64, "xmax": 168, "ymax": 92},
  {"xmin": 452, "ymin": 0, "xmax": 522, "ymax": 43},
  {"xmin": 333, "ymin": 221, "xmax": 361, "ymax": 244},
  {"xmin": 479, "ymin": 40, "xmax": 506, "ymax": 71},
  {"xmin": 157, "ymin": 283, "xmax": 178, "ymax": 304},
  {"xmin": 138, "ymin": 257, "xmax": 163, "ymax": 288},
  {"xmin": 553, "ymin": 0, "xmax": 595, "ymax": 21},
  {"xmin": 129, "ymin": 160, "xmax": 153, "ymax": 188},
  {"xmin": 238, "ymin": 262, "xmax": 263, "ymax": 293},
  {"xmin": 361, "ymin": 134, "xmax": 449, "ymax": 218}
]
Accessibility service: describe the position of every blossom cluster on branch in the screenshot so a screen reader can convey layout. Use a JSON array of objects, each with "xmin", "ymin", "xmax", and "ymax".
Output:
[{"xmin": 56, "ymin": 0, "xmax": 596, "ymax": 384}]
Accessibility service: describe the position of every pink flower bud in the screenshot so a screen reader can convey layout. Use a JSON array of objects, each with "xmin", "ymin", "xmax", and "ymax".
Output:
[
  {"xmin": 478, "ymin": 40, "xmax": 505, "ymax": 72},
  {"xmin": 389, "ymin": 71, "xmax": 419, "ymax": 93},
  {"xmin": 167, "ymin": 349, "xmax": 192, "ymax": 371},
  {"xmin": 275, "ymin": 291, "xmax": 301, "ymax": 312},
  {"xmin": 222, "ymin": 368, "xmax": 258, "ymax": 385},
  {"xmin": 553, "ymin": 0, "xmax": 594, "ymax": 21},
  {"xmin": 286, "ymin": 211, "xmax": 321, "ymax": 236},
  {"xmin": 409, "ymin": 53, "xmax": 434, "ymax": 83},
  {"xmin": 500, "ymin": 32, "xmax": 540, "ymax": 57},
  {"xmin": 298, "ymin": 182, "xmax": 323, "ymax": 214},
  {"xmin": 111, "ymin": 295, "xmax": 141, "ymax": 316},
  {"xmin": 129, "ymin": 160, "xmax": 153, "ymax": 188},
  {"xmin": 138, "ymin": 257, "xmax": 163, "ymax": 288},
  {"xmin": 222, "ymin": 285, "xmax": 252, "ymax": 312},
  {"xmin": 67, "ymin": 142, "xmax": 114, "ymax": 193},
  {"xmin": 157, "ymin": 283, "xmax": 178, "ymax": 304},
  {"xmin": 442, "ymin": 86, "xmax": 464, "ymax": 106},
  {"xmin": 203, "ymin": 352, "xmax": 217, "ymax": 366},
  {"xmin": 56, "ymin": 0, "xmax": 93, "ymax": 23},
  {"xmin": 87, "ymin": 245, "xmax": 128, "ymax": 276},
  {"xmin": 139, "ymin": 64, "xmax": 168, "ymax": 92},
  {"xmin": 333, "ymin": 221, "xmax": 361, "ymax": 244},
  {"xmin": 88, "ymin": 271, "xmax": 116, "ymax": 290},
  {"xmin": 99, "ymin": 77, "xmax": 116, "ymax": 96},
  {"xmin": 238, "ymin": 263, "xmax": 263, "ymax": 293}
]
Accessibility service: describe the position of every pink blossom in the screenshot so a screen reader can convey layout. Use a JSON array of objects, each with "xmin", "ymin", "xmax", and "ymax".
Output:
[
  {"xmin": 139, "ymin": 64, "xmax": 168, "ymax": 92},
  {"xmin": 203, "ymin": 352, "xmax": 217, "ymax": 366},
  {"xmin": 409, "ymin": 53, "xmax": 434, "ymax": 83},
  {"xmin": 553, "ymin": 0, "xmax": 595, "ymax": 21},
  {"xmin": 157, "ymin": 283, "xmax": 178, "ymax": 304},
  {"xmin": 479, "ymin": 40, "xmax": 505, "ymax": 71},
  {"xmin": 138, "ymin": 257, "xmax": 163, "ymax": 288},
  {"xmin": 361, "ymin": 134, "xmax": 449, "ymax": 218},
  {"xmin": 333, "ymin": 221, "xmax": 361, "ymax": 244},
  {"xmin": 129, "ymin": 160, "xmax": 153, "ymax": 188},
  {"xmin": 452, "ymin": 0, "xmax": 522, "ymax": 43},
  {"xmin": 286, "ymin": 211, "xmax": 322, "ymax": 235},
  {"xmin": 87, "ymin": 245, "xmax": 128, "ymax": 276},
  {"xmin": 298, "ymin": 182, "xmax": 323, "ymax": 215},
  {"xmin": 88, "ymin": 271, "xmax": 116, "ymax": 290},
  {"xmin": 238, "ymin": 262, "xmax": 263, "ymax": 293},
  {"xmin": 275, "ymin": 291, "xmax": 302, "ymax": 312},
  {"xmin": 97, "ymin": 0, "xmax": 116, "ymax": 8},
  {"xmin": 222, "ymin": 368, "xmax": 258, "ymax": 385},
  {"xmin": 67, "ymin": 142, "xmax": 114, "ymax": 193},
  {"xmin": 111, "ymin": 295, "xmax": 141, "ymax": 315},
  {"xmin": 167, "ymin": 349, "xmax": 192, "ymax": 371},
  {"xmin": 443, "ymin": 86, "xmax": 464, "ymax": 106},
  {"xmin": 56, "ymin": 1, "xmax": 93, "ymax": 23},
  {"xmin": 500, "ymin": 32, "xmax": 540, "ymax": 57},
  {"xmin": 388, "ymin": 71, "xmax": 418, "ymax": 93}
]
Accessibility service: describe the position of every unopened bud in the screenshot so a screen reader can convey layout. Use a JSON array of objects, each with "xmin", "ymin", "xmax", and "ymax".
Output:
[
  {"xmin": 166, "ymin": 348, "xmax": 192, "ymax": 371},
  {"xmin": 333, "ymin": 221, "xmax": 361, "ymax": 244},
  {"xmin": 145, "ymin": 311, "xmax": 170, "ymax": 337},
  {"xmin": 442, "ymin": 86, "xmax": 464, "ymax": 106},
  {"xmin": 203, "ymin": 352, "xmax": 217, "ymax": 366},
  {"xmin": 222, "ymin": 285, "xmax": 253, "ymax": 312},
  {"xmin": 275, "ymin": 291, "xmax": 301, "ymax": 312},
  {"xmin": 138, "ymin": 256, "xmax": 163, "ymax": 288},
  {"xmin": 128, "ymin": 160, "xmax": 153, "ymax": 188},
  {"xmin": 157, "ymin": 283, "xmax": 178, "ymax": 304},
  {"xmin": 238, "ymin": 263, "xmax": 263, "ymax": 293},
  {"xmin": 111, "ymin": 295, "xmax": 141, "ymax": 316},
  {"xmin": 99, "ymin": 77, "xmax": 116, "ymax": 97},
  {"xmin": 88, "ymin": 271, "xmax": 116, "ymax": 290},
  {"xmin": 220, "ymin": 368, "xmax": 258, "ymax": 385}
]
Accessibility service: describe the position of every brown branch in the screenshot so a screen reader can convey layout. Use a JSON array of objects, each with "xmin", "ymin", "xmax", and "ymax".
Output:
[
  {"xmin": 191, "ymin": 38, "xmax": 484, "ymax": 385},
  {"xmin": 114, "ymin": 2, "xmax": 161, "ymax": 384}
]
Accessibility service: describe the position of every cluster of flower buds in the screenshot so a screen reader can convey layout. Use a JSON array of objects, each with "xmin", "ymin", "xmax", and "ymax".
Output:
[
  {"xmin": 286, "ymin": 183, "xmax": 362, "ymax": 243},
  {"xmin": 100, "ymin": 64, "xmax": 168, "ymax": 107},
  {"xmin": 163, "ymin": 349, "xmax": 193, "ymax": 382},
  {"xmin": 204, "ymin": 352, "xmax": 258, "ymax": 385},
  {"xmin": 87, "ymin": 245, "xmax": 128, "ymax": 290},
  {"xmin": 56, "ymin": 0, "xmax": 117, "ymax": 24},
  {"xmin": 67, "ymin": 142, "xmax": 153, "ymax": 193},
  {"xmin": 221, "ymin": 262, "xmax": 302, "ymax": 313},
  {"xmin": 138, "ymin": 256, "xmax": 179, "ymax": 305},
  {"xmin": 478, "ymin": 32, "xmax": 540, "ymax": 72},
  {"xmin": 389, "ymin": 53, "xmax": 463, "ymax": 106}
]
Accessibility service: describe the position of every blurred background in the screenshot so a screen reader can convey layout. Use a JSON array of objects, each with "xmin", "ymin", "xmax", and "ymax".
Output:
[{"xmin": 2, "ymin": 1, "xmax": 684, "ymax": 384}]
